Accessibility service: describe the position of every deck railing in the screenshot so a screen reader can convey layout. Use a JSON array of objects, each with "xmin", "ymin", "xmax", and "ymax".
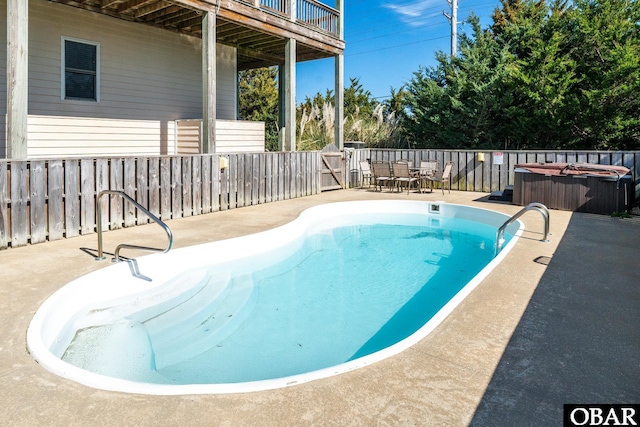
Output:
[
  {"xmin": 258, "ymin": 0, "xmax": 288, "ymax": 15},
  {"xmin": 295, "ymin": 0, "xmax": 338, "ymax": 34},
  {"xmin": 242, "ymin": 0, "xmax": 339, "ymax": 36}
]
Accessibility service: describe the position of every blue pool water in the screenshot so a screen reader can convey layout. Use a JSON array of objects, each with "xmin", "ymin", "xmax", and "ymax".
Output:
[
  {"xmin": 61, "ymin": 213, "xmax": 498, "ymax": 385},
  {"xmin": 28, "ymin": 201, "xmax": 523, "ymax": 394}
]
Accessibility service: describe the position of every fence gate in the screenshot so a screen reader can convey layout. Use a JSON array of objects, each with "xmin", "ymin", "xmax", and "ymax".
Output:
[{"xmin": 320, "ymin": 145, "xmax": 344, "ymax": 191}]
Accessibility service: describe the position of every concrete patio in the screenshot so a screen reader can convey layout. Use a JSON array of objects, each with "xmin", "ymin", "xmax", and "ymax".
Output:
[{"xmin": 1, "ymin": 189, "xmax": 638, "ymax": 426}]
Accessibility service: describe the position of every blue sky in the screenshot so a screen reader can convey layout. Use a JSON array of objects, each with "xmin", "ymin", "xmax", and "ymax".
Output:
[{"xmin": 296, "ymin": 0, "xmax": 503, "ymax": 104}]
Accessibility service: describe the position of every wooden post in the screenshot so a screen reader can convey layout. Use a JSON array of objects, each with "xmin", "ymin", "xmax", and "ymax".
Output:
[
  {"xmin": 283, "ymin": 0, "xmax": 296, "ymax": 152},
  {"xmin": 334, "ymin": 0, "xmax": 344, "ymax": 150},
  {"xmin": 202, "ymin": 10, "xmax": 216, "ymax": 154},
  {"xmin": 334, "ymin": 54, "xmax": 344, "ymax": 150},
  {"xmin": 278, "ymin": 66, "xmax": 286, "ymax": 151},
  {"xmin": 6, "ymin": 0, "xmax": 29, "ymax": 159},
  {"xmin": 289, "ymin": 0, "xmax": 296, "ymax": 22},
  {"xmin": 284, "ymin": 38, "xmax": 296, "ymax": 151}
]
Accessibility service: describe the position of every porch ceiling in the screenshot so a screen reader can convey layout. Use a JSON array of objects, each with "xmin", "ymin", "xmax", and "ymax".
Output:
[{"xmin": 47, "ymin": 0, "xmax": 343, "ymax": 70}]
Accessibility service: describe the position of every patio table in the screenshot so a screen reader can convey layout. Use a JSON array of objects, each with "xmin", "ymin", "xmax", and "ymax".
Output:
[{"xmin": 410, "ymin": 167, "xmax": 437, "ymax": 193}]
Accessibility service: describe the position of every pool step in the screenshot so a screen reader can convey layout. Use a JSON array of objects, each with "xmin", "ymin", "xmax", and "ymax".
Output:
[
  {"xmin": 142, "ymin": 273, "xmax": 257, "ymax": 370},
  {"xmin": 132, "ymin": 270, "xmax": 231, "ymax": 332}
]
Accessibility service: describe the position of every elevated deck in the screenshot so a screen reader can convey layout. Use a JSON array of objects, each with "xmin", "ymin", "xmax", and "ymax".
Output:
[{"xmin": 48, "ymin": 0, "xmax": 345, "ymax": 69}]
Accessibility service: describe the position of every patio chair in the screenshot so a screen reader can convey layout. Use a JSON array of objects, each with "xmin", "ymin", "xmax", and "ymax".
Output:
[
  {"xmin": 417, "ymin": 160, "xmax": 437, "ymax": 193},
  {"xmin": 359, "ymin": 160, "xmax": 373, "ymax": 188},
  {"xmin": 429, "ymin": 161, "xmax": 453, "ymax": 194},
  {"xmin": 392, "ymin": 161, "xmax": 419, "ymax": 194},
  {"xmin": 371, "ymin": 161, "xmax": 394, "ymax": 192}
]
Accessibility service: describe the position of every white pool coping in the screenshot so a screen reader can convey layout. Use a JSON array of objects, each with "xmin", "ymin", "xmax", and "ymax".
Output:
[{"xmin": 26, "ymin": 200, "xmax": 524, "ymax": 395}]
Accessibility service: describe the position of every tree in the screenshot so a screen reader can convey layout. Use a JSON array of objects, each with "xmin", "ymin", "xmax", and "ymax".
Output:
[
  {"xmin": 568, "ymin": 0, "xmax": 640, "ymax": 149},
  {"xmin": 238, "ymin": 67, "xmax": 280, "ymax": 151},
  {"xmin": 377, "ymin": 87, "xmax": 410, "ymax": 148},
  {"xmin": 397, "ymin": 0, "xmax": 640, "ymax": 150},
  {"xmin": 403, "ymin": 16, "xmax": 512, "ymax": 149},
  {"xmin": 403, "ymin": 61, "xmax": 449, "ymax": 148},
  {"xmin": 495, "ymin": 0, "xmax": 577, "ymax": 148},
  {"xmin": 296, "ymin": 78, "xmax": 400, "ymax": 149},
  {"xmin": 344, "ymin": 77, "xmax": 377, "ymax": 117}
]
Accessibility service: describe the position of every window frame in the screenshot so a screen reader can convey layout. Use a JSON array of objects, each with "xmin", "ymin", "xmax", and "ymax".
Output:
[{"xmin": 61, "ymin": 36, "xmax": 100, "ymax": 102}]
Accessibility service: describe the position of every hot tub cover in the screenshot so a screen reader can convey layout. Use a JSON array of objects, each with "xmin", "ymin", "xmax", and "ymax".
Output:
[{"xmin": 515, "ymin": 162, "xmax": 630, "ymax": 177}]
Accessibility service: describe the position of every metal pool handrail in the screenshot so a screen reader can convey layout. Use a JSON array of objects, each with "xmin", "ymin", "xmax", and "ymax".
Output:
[
  {"xmin": 495, "ymin": 202, "xmax": 549, "ymax": 255},
  {"xmin": 96, "ymin": 190, "xmax": 173, "ymax": 262}
]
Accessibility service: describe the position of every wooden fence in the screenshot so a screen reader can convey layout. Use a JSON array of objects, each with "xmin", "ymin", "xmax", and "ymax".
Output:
[
  {"xmin": 348, "ymin": 149, "xmax": 640, "ymax": 199},
  {"xmin": 0, "ymin": 152, "xmax": 321, "ymax": 249},
  {"xmin": 2, "ymin": 148, "xmax": 639, "ymax": 250}
]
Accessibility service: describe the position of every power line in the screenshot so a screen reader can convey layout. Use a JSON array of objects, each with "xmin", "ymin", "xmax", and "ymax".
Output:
[
  {"xmin": 346, "ymin": 35, "xmax": 449, "ymax": 57},
  {"xmin": 346, "ymin": 0, "xmax": 497, "ymax": 35},
  {"xmin": 346, "ymin": 1, "xmax": 446, "ymax": 35},
  {"xmin": 345, "ymin": 1, "xmax": 498, "ymax": 47},
  {"xmin": 346, "ymin": 12, "xmax": 444, "ymax": 40},
  {"xmin": 346, "ymin": 1, "xmax": 501, "ymax": 57},
  {"xmin": 348, "ymin": 17, "xmax": 445, "ymax": 45}
]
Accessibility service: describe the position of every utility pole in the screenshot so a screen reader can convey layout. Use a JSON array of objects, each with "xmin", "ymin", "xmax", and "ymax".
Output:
[{"xmin": 443, "ymin": 0, "xmax": 458, "ymax": 57}]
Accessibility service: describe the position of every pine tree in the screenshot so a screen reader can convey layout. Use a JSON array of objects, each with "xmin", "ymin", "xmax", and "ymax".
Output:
[
  {"xmin": 398, "ymin": 0, "xmax": 640, "ymax": 150},
  {"xmin": 238, "ymin": 67, "xmax": 280, "ymax": 151},
  {"xmin": 569, "ymin": 0, "xmax": 640, "ymax": 149}
]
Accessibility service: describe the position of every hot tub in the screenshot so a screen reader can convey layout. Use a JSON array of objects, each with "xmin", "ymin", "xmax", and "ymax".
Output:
[{"xmin": 513, "ymin": 163, "xmax": 633, "ymax": 214}]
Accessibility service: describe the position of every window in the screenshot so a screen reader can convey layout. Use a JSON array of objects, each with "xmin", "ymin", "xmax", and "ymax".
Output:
[{"xmin": 62, "ymin": 38, "xmax": 99, "ymax": 101}]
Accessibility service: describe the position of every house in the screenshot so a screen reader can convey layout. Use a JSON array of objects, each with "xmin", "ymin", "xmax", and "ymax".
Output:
[{"xmin": 1, "ymin": 0, "xmax": 345, "ymax": 159}]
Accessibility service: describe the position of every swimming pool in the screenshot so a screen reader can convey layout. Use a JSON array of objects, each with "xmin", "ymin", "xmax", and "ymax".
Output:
[{"xmin": 27, "ymin": 200, "xmax": 523, "ymax": 395}]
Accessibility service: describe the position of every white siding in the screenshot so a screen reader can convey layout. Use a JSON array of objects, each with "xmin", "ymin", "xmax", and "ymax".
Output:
[
  {"xmin": 0, "ymin": 0, "xmax": 241, "ymax": 158},
  {"xmin": 28, "ymin": 0, "xmax": 204, "ymax": 120},
  {"xmin": 215, "ymin": 120, "xmax": 265, "ymax": 153},
  {"xmin": 27, "ymin": 115, "xmax": 177, "ymax": 158},
  {"xmin": 216, "ymin": 45, "xmax": 237, "ymax": 120},
  {"xmin": 176, "ymin": 120, "xmax": 265, "ymax": 154},
  {"xmin": 176, "ymin": 120, "xmax": 202, "ymax": 155},
  {"xmin": 28, "ymin": 117, "xmax": 265, "ymax": 158}
]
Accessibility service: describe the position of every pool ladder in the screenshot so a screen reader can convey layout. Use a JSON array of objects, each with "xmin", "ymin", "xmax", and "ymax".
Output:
[
  {"xmin": 95, "ymin": 190, "xmax": 173, "ymax": 262},
  {"xmin": 495, "ymin": 202, "xmax": 550, "ymax": 254}
]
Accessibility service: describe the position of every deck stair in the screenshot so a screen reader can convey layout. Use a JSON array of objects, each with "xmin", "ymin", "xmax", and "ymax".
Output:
[{"xmin": 489, "ymin": 185, "xmax": 513, "ymax": 202}]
